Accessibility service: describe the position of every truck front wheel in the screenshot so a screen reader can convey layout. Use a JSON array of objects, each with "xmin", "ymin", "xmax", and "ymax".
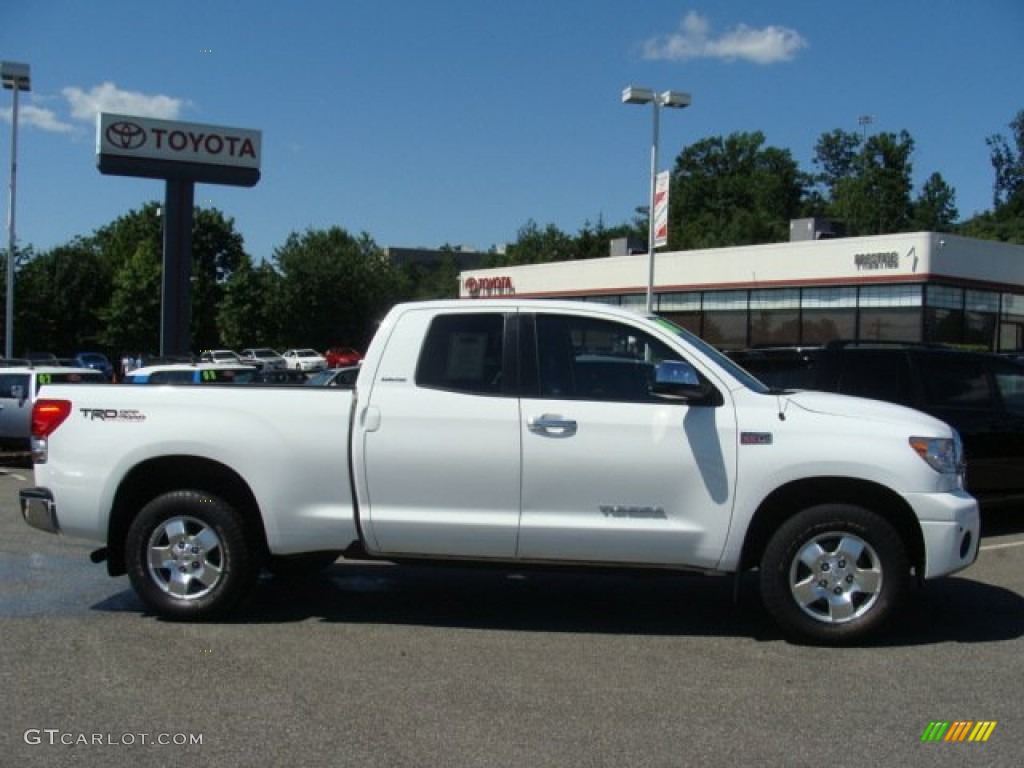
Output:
[
  {"xmin": 125, "ymin": 490, "xmax": 258, "ymax": 620},
  {"xmin": 759, "ymin": 504, "xmax": 910, "ymax": 645}
]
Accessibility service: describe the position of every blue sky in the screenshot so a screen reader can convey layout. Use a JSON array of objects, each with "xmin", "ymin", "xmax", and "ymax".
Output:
[{"xmin": 3, "ymin": 1, "xmax": 1023, "ymax": 263}]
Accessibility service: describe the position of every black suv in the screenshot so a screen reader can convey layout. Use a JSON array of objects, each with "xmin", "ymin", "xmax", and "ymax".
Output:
[{"xmin": 729, "ymin": 342, "xmax": 1024, "ymax": 508}]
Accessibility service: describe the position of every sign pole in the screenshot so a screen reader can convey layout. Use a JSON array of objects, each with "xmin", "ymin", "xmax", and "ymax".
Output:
[{"xmin": 160, "ymin": 179, "xmax": 194, "ymax": 357}]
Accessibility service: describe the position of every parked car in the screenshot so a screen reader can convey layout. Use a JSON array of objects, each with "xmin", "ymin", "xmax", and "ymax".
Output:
[
  {"xmin": 73, "ymin": 351, "xmax": 114, "ymax": 380},
  {"xmin": 729, "ymin": 341, "xmax": 1024, "ymax": 507},
  {"xmin": 239, "ymin": 347, "xmax": 287, "ymax": 371},
  {"xmin": 282, "ymin": 348, "xmax": 327, "ymax": 372},
  {"xmin": 199, "ymin": 349, "xmax": 245, "ymax": 365},
  {"xmin": 122, "ymin": 363, "xmax": 258, "ymax": 385},
  {"xmin": 324, "ymin": 346, "xmax": 363, "ymax": 368},
  {"xmin": 0, "ymin": 365, "xmax": 106, "ymax": 448},
  {"xmin": 23, "ymin": 352, "xmax": 60, "ymax": 365},
  {"xmin": 305, "ymin": 365, "xmax": 359, "ymax": 388}
]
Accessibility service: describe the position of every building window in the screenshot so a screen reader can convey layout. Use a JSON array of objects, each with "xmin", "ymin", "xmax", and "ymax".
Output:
[
  {"xmin": 999, "ymin": 292, "xmax": 1024, "ymax": 351},
  {"xmin": 965, "ymin": 289, "xmax": 998, "ymax": 348},
  {"xmin": 799, "ymin": 287, "xmax": 857, "ymax": 344},
  {"xmin": 925, "ymin": 307, "xmax": 965, "ymax": 345},
  {"xmin": 659, "ymin": 292, "xmax": 701, "ymax": 311},
  {"xmin": 926, "ymin": 284, "xmax": 963, "ymax": 310},
  {"xmin": 619, "ymin": 294, "xmax": 648, "ymax": 310},
  {"xmin": 701, "ymin": 291, "xmax": 748, "ymax": 349},
  {"xmin": 749, "ymin": 290, "xmax": 800, "ymax": 347},
  {"xmin": 858, "ymin": 285, "xmax": 923, "ymax": 307},
  {"xmin": 801, "ymin": 309, "xmax": 856, "ymax": 344}
]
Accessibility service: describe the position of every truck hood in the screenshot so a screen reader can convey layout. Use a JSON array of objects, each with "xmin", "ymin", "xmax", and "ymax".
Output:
[{"xmin": 781, "ymin": 390, "xmax": 950, "ymax": 433}]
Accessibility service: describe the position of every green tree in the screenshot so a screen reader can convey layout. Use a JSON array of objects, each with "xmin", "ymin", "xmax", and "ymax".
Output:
[
  {"xmin": 812, "ymin": 129, "xmax": 920, "ymax": 236},
  {"xmin": 216, "ymin": 257, "xmax": 283, "ymax": 348},
  {"xmin": 911, "ymin": 172, "xmax": 959, "ymax": 231},
  {"xmin": 14, "ymin": 240, "xmax": 111, "ymax": 356},
  {"xmin": 670, "ymin": 132, "xmax": 805, "ymax": 248},
  {"xmin": 97, "ymin": 240, "xmax": 162, "ymax": 354},
  {"xmin": 986, "ymin": 109, "xmax": 1024, "ymax": 208},
  {"xmin": 960, "ymin": 109, "xmax": 1024, "ymax": 244},
  {"xmin": 503, "ymin": 220, "xmax": 575, "ymax": 265},
  {"xmin": 272, "ymin": 227, "xmax": 401, "ymax": 349},
  {"xmin": 960, "ymin": 196, "xmax": 1024, "ymax": 244},
  {"xmin": 812, "ymin": 129, "xmax": 862, "ymax": 201},
  {"xmin": 88, "ymin": 201, "xmax": 250, "ymax": 352},
  {"xmin": 190, "ymin": 207, "xmax": 248, "ymax": 350}
]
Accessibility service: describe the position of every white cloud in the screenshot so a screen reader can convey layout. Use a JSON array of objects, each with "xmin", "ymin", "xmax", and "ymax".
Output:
[
  {"xmin": 1, "ymin": 105, "xmax": 75, "ymax": 133},
  {"xmin": 62, "ymin": 81, "xmax": 189, "ymax": 123},
  {"xmin": 643, "ymin": 11, "xmax": 807, "ymax": 64}
]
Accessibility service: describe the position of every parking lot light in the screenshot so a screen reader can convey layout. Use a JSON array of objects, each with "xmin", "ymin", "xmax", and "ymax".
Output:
[
  {"xmin": 2, "ymin": 60, "xmax": 31, "ymax": 359},
  {"xmin": 621, "ymin": 85, "xmax": 691, "ymax": 314}
]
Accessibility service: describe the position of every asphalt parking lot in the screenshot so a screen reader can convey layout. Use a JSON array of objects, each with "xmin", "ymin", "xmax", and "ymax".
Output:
[{"xmin": 1, "ymin": 460, "xmax": 1022, "ymax": 768}]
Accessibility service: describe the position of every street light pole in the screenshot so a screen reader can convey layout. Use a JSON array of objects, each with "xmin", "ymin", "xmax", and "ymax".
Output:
[
  {"xmin": 622, "ymin": 86, "xmax": 691, "ymax": 314},
  {"xmin": 2, "ymin": 61, "xmax": 30, "ymax": 359}
]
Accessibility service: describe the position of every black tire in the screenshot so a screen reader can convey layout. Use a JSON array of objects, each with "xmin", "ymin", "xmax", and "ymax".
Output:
[
  {"xmin": 759, "ymin": 504, "xmax": 910, "ymax": 645},
  {"xmin": 125, "ymin": 490, "xmax": 258, "ymax": 620},
  {"xmin": 267, "ymin": 551, "xmax": 341, "ymax": 581}
]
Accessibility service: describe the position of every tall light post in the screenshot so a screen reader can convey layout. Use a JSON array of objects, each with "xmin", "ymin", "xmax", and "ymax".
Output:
[
  {"xmin": 2, "ymin": 60, "xmax": 30, "ymax": 359},
  {"xmin": 622, "ymin": 85, "xmax": 691, "ymax": 314}
]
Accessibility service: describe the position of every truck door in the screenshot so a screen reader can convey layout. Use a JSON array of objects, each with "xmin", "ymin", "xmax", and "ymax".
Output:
[
  {"xmin": 516, "ymin": 313, "xmax": 736, "ymax": 569},
  {"xmin": 356, "ymin": 308, "xmax": 522, "ymax": 558}
]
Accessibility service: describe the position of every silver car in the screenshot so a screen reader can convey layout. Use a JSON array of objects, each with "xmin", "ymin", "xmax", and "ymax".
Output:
[
  {"xmin": 240, "ymin": 347, "xmax": 287, "ymax": 370},
  {"xmin": 0, "ymin": 365, "xmax": 106, "ymax": 448}
]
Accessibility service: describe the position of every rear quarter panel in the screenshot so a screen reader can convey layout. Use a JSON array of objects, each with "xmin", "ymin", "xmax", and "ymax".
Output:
[{"xmin": 35, "ymin": 384, "xmax": 358, "ymax": 554}]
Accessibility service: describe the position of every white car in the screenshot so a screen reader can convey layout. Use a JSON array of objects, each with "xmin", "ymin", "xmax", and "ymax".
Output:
[
  {"xmin": 282, "ymin": 348, "xmax": 327, "ymax": 371},
  {"xmin": 200, "ymin": 349, "xmax": 244, "ymax": 365},
  {"xmin": 240, "ymin": 348, "xmax": 287, "ymax": 370}
]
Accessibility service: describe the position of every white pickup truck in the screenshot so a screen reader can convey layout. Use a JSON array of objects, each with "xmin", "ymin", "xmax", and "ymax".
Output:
[{"xmin": 20, "ymin": 300, "xmax": 979, "ymax": 644}]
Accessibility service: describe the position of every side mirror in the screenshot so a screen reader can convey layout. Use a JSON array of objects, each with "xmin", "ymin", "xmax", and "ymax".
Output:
[
  {"xmin": 652, "ymin": 360, "xmax": 714, "ymax": 402},
  {"xmin": 11, "ymin": 384, "xmax": 25, "ymax": 405}
]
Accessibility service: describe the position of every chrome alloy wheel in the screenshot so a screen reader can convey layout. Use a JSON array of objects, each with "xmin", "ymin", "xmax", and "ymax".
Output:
[
  {"xmin": 146, "ymin": 515, "xmax": 225, "ymax": 600},
  {"xmin": 788, "ymin": 531, "xmax": 883, "ymax": 624}
]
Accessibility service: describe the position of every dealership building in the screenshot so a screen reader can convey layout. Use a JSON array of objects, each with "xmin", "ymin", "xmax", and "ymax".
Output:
[{"xmin": 458, "ymin": 229, "xmax": 1024, "ymax": 352}]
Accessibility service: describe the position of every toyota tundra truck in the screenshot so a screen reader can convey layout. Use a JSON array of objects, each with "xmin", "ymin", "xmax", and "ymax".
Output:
[{"xmin": 19, "ymin": 300, "xmax": 979, "ymax": 644}]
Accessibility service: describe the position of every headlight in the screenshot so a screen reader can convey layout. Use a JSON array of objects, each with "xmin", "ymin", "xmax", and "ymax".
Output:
[{"xmin": 909, "ymin": 433, "xmax": 964, "ymax": 475}]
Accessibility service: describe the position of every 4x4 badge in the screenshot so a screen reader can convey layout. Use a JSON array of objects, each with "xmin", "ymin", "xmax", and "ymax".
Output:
[{"xmin": 740, "ymin": 432, "xmax": 773, "ymax": 445}]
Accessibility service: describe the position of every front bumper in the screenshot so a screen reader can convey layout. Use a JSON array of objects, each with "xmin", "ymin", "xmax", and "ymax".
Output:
[
  {"xmin": 20, "ymin": 487, "xmax": 60, "ymax": 534},
  {"xmin": 905, "ymin": 490, "xmax": 980, "ymax": 579}
]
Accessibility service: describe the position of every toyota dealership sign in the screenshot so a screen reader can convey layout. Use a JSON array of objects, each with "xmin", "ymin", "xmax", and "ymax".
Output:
[{"xmin": 97, "ymin": 113, "xmax": 261, "ymax": 186}]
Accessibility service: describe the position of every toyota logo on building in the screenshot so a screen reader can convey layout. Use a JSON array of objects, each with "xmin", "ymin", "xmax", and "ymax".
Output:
[{"xmin": 105, "ymin": 121, "xmax": 147, "ymax": 150}]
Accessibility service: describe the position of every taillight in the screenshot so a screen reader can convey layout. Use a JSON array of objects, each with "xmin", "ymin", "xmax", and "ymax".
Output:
[{"xmin": 32, "ymin": 399, "xmax": 72, "ymax": 438}]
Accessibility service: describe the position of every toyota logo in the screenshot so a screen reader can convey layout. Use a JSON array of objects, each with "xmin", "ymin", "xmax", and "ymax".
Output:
[
  {"xmin": 465, "ymin": 277, "xmax": 479, "ymax": 293},
  {"xmin": 106, "ymin": 121, "xmax": 147, "ymax": 150}
]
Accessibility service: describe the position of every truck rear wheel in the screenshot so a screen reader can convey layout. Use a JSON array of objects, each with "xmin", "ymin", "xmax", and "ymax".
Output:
[
  {"xmin": 125, "ymin": 490, "xmax": 257, "ymax": 620},
  {"xmin": 759, "ymin": 504, "xmax": 910, "ymax": 645}
]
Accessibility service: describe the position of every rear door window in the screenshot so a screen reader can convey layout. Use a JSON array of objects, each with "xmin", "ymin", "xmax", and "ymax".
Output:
[
  {"xmin": 917, "ymin": 354, "xmax": 996, "ymax": 409},
  {"xmin": 416, "ymin": 313, "xmax": 507, "ymax": 396}
]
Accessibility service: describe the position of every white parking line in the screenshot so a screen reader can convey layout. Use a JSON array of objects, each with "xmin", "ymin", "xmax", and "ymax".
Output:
[
  {"xmin": 980, "ymin": 539, "xmax": 1024, "ymax": 551},
  {"xmin": 0, "ymin": 469, "xmax": 28, "ymax": 481}
]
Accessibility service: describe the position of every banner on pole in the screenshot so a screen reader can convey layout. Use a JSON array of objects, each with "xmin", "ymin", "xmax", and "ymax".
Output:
[{"xmin": 654, "ymin": 170, "xmax": 670, "ymax": 248}]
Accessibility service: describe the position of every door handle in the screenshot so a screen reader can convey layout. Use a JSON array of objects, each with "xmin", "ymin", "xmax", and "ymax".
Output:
[{"xmin": 527, "ymin": 414, "xmax": 577, "ymax": 438}]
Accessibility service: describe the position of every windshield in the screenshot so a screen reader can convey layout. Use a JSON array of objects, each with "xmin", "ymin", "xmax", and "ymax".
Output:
[{"xmin": 649, "ymin": 316, "xmax": 770, "ymax": 394}]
